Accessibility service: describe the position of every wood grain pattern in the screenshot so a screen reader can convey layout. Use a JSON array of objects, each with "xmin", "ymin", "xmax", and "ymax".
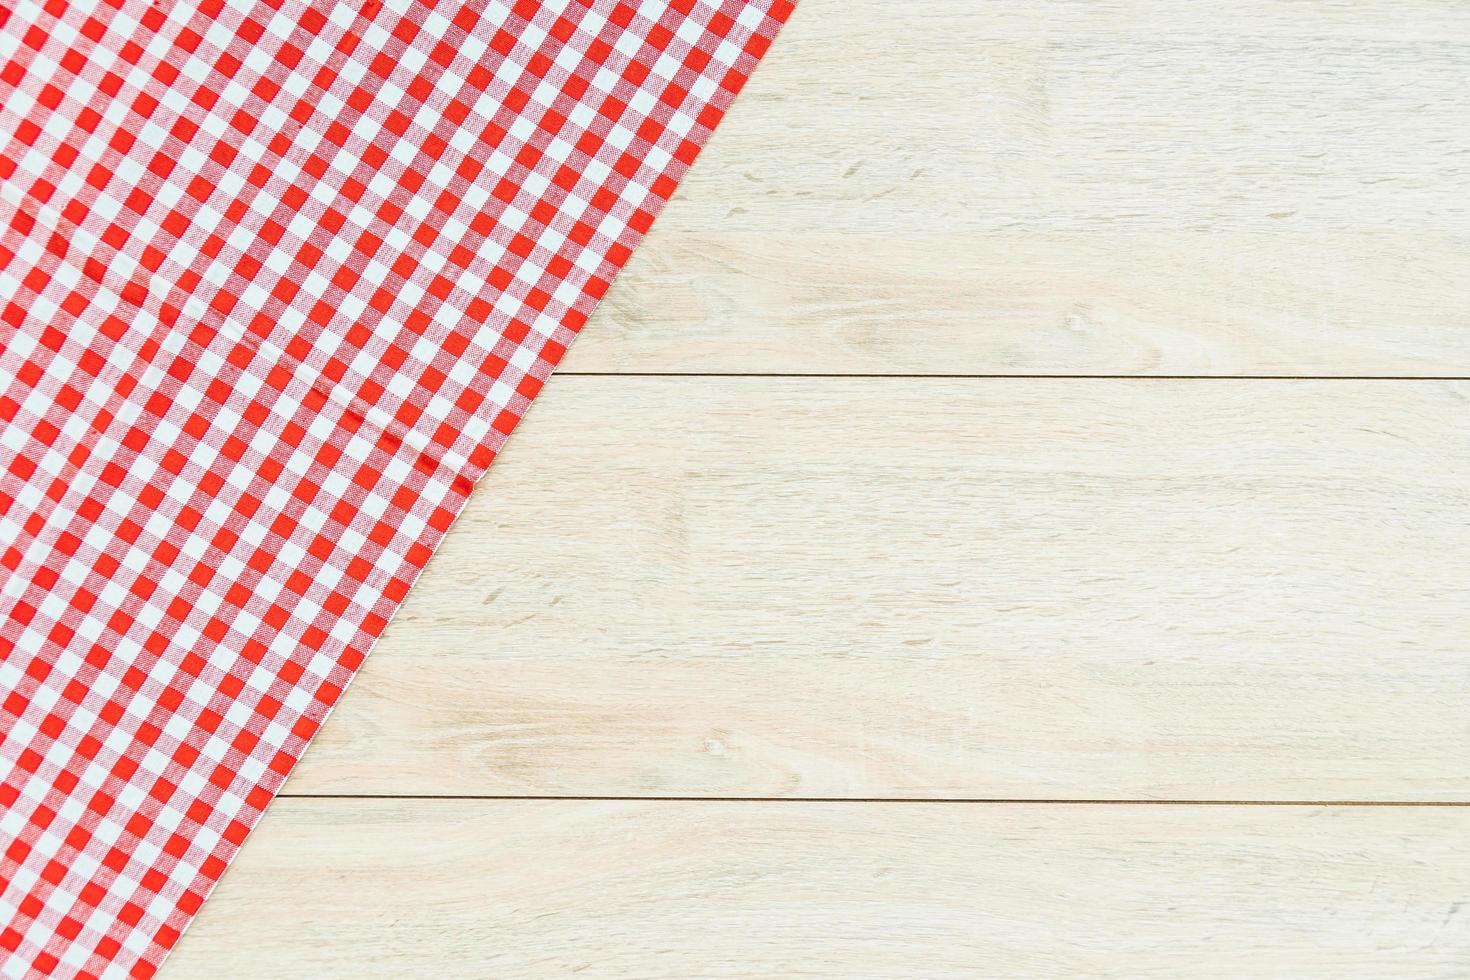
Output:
[
  {"xmin": 562, "ymin": 0, "xmax": 1470, "ymax": 376},
  {"xmin": 166, "ymin": 4, "xmax": 1470, "ymax": 974},
  {"xmin": 168, "ymin": 800, "xmax": 1470, "ymax": 978},
  {"xmin": 283, "ymin": 378, "xmax": 1470, "ymax": 800}
]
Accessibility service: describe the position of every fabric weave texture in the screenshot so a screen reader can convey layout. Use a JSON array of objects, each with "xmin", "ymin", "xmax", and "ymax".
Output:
[{"xmin": 0, "ymin": 0, "xmax": 791, "ymax": 974}]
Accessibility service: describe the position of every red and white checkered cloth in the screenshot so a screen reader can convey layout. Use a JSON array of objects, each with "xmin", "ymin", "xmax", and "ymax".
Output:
[{"xmin": 0, "ymin": 0, "xmax": 790, "ymax": 973}]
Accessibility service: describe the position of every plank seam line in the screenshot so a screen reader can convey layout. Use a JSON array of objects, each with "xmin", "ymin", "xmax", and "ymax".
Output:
[
  {"xmin": 553, "ymin": 372, "xmax": 1470, "ymax": 380},
  {"xmin": 276, "ymin": 795, "xmax": 1470, "ymax": 806}
]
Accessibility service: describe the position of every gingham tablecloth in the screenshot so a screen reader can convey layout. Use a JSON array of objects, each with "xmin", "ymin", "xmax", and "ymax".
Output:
[{"xmin": 0, "ymin": 0, "xmax": 790, "ymax": 974}]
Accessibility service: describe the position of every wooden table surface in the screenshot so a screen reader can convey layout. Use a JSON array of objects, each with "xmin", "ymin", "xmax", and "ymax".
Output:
[{"xmin": 167, "ymin": 1, "xmax": 1470, "ymax": 975}]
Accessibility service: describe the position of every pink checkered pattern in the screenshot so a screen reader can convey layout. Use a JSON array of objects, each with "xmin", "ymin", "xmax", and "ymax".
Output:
[{"xmin": 0, "ymin": 0, "xmax": 790, "ymax": 974}]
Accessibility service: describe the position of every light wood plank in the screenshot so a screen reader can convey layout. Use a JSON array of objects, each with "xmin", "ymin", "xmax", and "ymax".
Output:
[
  {"xmin": 287, "ymin": 378, "xmax": 1470, "ymax": 800},
  {"xmin": 562, "ymin": 0, "xmax": 1470, "ymax": 375},
  {"xmin": 168, "ymin": 800, "xmax": 1470, "ymax": 977}
]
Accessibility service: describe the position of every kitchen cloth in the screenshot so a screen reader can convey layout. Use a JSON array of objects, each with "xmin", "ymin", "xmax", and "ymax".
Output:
[{"xmin": 0, "ymin": 0, "xmax": 791, "ymax": 974}]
